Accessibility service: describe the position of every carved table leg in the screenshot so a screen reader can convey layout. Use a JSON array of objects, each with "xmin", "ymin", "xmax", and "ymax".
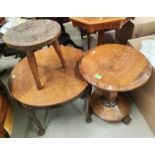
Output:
[
  {"xmin": 52, "ymin": 39, "xmax": 66, "ymax": 68},
  {"xmin": 97, "ymin": 30, "xmax": 104, "ymax": 45},
  {"xmin": 23, "ymin": 106, "xmax": 45, "ymax": 136},
  {"xmin": 81, "ymin": 85, "xmax": 92, "ymax": 123},
  {"xmin": 85, "ymin": 96, "xmax": 92, "ymax": 123},
  {"xmin": 87, "ymin": 33, "xmax": 91, "ymax": 50},
  {"xmin": 26, "ymin": 51, "xmax": 42, "ymax": 90}
]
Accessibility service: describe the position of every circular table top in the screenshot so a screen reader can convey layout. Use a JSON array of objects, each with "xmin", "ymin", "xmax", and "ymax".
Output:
[
  {"xmin": 9, "ymin": 46, "xmax": 88, "ymax": 107},
  {"xmin": 3, "ymin": 20, "xmax": 61, "ymax": 51},
  {"xmin": 79, "ymin": 44, "xmax": 152, "ymax": 92}
]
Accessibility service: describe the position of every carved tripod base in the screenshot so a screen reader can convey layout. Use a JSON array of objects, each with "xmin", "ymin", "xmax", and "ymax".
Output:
[{"xmin": 86, "ymin": 89, "xmax": 131, "ymax": 124}]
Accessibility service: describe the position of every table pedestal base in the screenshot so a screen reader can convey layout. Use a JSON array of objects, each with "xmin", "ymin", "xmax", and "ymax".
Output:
[{"xmin": 86, "ymin": 90, "xmax": 131, "ymax": 124}]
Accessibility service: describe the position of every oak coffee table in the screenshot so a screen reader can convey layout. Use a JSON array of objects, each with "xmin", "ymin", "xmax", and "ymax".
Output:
[
  {"xmin": 79, "ymin": 44, "xmax": 152, "ymax": 124},
  {"xmin": 3, "ymin": 19, "xmax": 66, "ymax": 90},
  {"xmin": 9, "ymin": 46, "xmax": 91, "ymax": 135}
]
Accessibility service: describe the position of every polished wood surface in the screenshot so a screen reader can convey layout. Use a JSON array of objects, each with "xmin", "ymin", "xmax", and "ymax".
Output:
[
  {"xmin": 3, "ymin": 20, "xmax": 61, "ymax": 51},
  {"xmin": 70, "ymin": 17, "xmax": 133, "ymax": 47},
  {"xmin": 79, "ymin": 44, "xmax": 152, "ymax": 92},
  {"xmin": 9, "ymin": 46, "xmax": 88, "ymax": 107},
  {"xmin": 70, "ymin": 17, "xmax": 133, "ymax": 32}
]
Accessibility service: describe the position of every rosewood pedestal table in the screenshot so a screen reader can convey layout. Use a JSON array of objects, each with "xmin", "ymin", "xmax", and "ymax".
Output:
[
  {"xmin": 9, "ymin": 46, "xmax": 90, "ymax": 136},
  {"xmin": 70, "ymin": 17, "xmax": 133, "ymax": 49},
  {"xmin": 79, "ymin": 44, "xmax": 152, "ymax": 124},
  {"xmin": 3, "ymin": 19, "xmax": 66, "ymax": 90}
]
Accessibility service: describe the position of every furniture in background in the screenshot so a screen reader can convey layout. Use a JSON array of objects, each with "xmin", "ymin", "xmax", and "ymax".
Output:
[
  {"xmin": 70, "ymin": 17, "xmax": 134, "ymax": 49},
  {"xmin": 116, "ymin": 17, "xmax": 155, "ymax": 44},
  {"xmin": 52, "ymin": 18, "xmax": 83, "ymax": 50},
  {"xmin": 79, "ymin": 44, "xmax": 152, "ymax": 123},
  {"xmin": 9, "ymin": 46, "xmax": 91, "ymax": 135},
  {"xmin": 0, "ymin": 18, "xmax": 5, "ymax": 26},
  {"xmin": 36, "ymin": 17, "xmax": 83, "ymax": 50},
  {"xmin": 3, "ymin": 20, "xmax": 66, "ymax": 90},
  {"xmin": 0, "ymin": 80, "xmax": 13, "ymax": 138}
]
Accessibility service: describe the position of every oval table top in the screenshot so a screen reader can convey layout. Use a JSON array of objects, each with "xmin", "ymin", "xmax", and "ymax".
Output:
[
  {"xmin": 3, "ymin": 20, "xmax": 61, "ymax": 51},
  {"xmin": 9, "ymin": 46, "xmax": 88, "ymax": 107},
  {"xmin": 79, "ymin": 44, "xmax": 152, "ymax": 92}
]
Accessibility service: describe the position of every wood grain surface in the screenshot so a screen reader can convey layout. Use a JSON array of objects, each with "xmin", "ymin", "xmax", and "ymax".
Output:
[
  {"xmin": 70, "ymin": 17, "xmax": 126, "ymax": 25},
  {"xmin": 79, "ymin": 44, "xmax": 152, "ymax": 91},
  {"xmin": 9, "ymin": 46, "xmax": 88, "ymax": 107},
  {"xmin": 70, "ymin": 17, "xmax": 133, "ymax": 33},
  {"xmin": 3, "ymin": 20, "xmax": 61, "ymax": 51}
]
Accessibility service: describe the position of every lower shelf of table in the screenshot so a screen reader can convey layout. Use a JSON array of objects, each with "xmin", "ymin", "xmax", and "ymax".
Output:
[{"xmin": 90, "ymin": 92, "xmax": 130, "ymax": 123}]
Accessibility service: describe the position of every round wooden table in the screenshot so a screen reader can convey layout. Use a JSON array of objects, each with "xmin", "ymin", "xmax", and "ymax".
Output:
[
  {"xmin": 3, "ymin": 19, "xmax": 66, "ymax": 90},
  {"xmin": 9, "ymin": 46, "xmax": 90, "ymax": 135},
  {"xmin": 79, "ymin": 44, "xmax": 152, "ymax": 123}
]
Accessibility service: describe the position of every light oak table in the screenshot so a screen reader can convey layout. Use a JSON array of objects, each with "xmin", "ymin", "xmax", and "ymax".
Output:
[
  {"xmin": 79, "ymin": 44, "xmax": 152, "ymax": 123},
  {"xmin": 3, "ymin": 19, "xmax": 66, "ymax": 90},
  {"xmin": 9, "ymin": 46, "xmax": 90, "ymax": 135},
  {"xmin": 70, "ymin": 17, "xmax": 133, "ymax": 49}
]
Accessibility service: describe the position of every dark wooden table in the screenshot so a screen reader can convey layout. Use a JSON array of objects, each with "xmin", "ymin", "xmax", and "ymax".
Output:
[
  {"xmin": 70, "ymin": 17, "xmax": 133, "ymax": 49},
  {"xmin": 3, "ymin": 20, "xmax": 66, "ymax": 90},
  {"xmin": 79, "ymin": 44, "xmax": 152, "ymax": 123},
  {"xmin": 9, "ymin": 46, "xmax": 90, "ymax": 135}
]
